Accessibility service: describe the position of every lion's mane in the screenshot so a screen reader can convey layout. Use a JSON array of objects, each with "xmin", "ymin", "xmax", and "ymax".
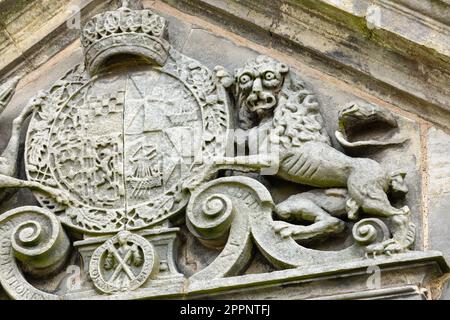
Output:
[{"xmin": 236, "ymin": 73, "xmax": 330, "ymax": 150}]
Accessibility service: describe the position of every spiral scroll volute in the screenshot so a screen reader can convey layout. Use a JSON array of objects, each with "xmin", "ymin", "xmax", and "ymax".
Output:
[
  {"xmin": 6, "ymin": 206, "xmax": 70, "ymax": 276},
  {"xmin": 186, "ymin": 192, "xmax": 234, "ymax": 247},
  {"xmin": 352, "ymin": 218, "xmax": 390, "ymax": 246}
]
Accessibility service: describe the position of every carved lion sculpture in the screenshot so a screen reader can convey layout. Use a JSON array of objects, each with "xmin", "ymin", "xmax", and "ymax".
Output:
[{"xmin": 214, "ymin": 55, "xmax": 415, "ymax": 255}]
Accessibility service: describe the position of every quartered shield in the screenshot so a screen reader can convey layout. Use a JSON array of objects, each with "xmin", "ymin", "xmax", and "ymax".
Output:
[{"xmin": 25, "ymin": 55, "xmax": 230, "ymax": 234}]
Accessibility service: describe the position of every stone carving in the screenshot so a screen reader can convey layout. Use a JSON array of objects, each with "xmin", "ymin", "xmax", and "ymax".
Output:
[
  {"xmin": 335, "ymin": 101, "xmax": 408, "ymax": 152},
  {"xmin": 0, "ymin": 206, "xmax": 69, "ymax": 300},
  {"xmin": 185, "ymin": 176, "xmax": 413, "ymax": 278},
  {"xmin": 186, "ymin": 178, "xmax": 257, "ymax": 280},
  {"xmin": 213, "ymin": 55, "xmax": 415, "ymax": 255},
  {"xmin": 0, "ymin": 77, "xmax": 23, "ymax": 186},
  {"xmin": 0, "ymin": 0, "xmax": 444, "ymax": 300},
  {"xmin": 25, "ymin": 19, "xmax": 229, "ymax": 234},
  {"xmin": 0, "ymin": 77, "xmax": 20, "ymax": 114},
  {"xmin": 0, "ymin": 78, "xmax": 71, "ymax": 205},
  {"xmin": 89, "ymin": 231, "xmax": 157, "ymax": 293},
  {"xmin": 7, "ymin": 0, "xmax": 228, "ymax": 299},
  {"xmin": 81, "ymin": 0, "xmax": 169, "ymax": 74}
]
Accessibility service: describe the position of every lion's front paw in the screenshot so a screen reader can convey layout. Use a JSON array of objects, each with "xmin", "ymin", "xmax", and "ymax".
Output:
[
  {"xmin": 47, "ymin": 188, "xmax": 75, "ymax": 206},
  {"xmin": 365, "ymin": 238, "xmax": 409, "ymax": 258},
  {"xmin": 273, "ymin": 221, "xmax": 296, "ymax": 237},
  {"xmin": 400, "ymin": 206, "xmax": 410, "ymax": 215},
  {"xmin": 383, "ymin": 241, "xmax": 407, "ymax": 255},
  {"xmin": 272, "ymin": 221, "xmax": 309, "ymax": 239}
]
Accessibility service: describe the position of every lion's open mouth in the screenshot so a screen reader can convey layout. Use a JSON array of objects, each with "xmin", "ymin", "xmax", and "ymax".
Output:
[{"xmin": 246, "ymin": 92, "xmax": 277, "ymax": 112}]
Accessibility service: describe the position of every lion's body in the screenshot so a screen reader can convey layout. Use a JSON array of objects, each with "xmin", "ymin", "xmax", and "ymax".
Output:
[
  {"xmin": 220, "ymin": 54, "xmax": 413, "ymax": 250},
  {"xmin": 261, "ymin": 86, "xmax": 405, "ymax": 217}
]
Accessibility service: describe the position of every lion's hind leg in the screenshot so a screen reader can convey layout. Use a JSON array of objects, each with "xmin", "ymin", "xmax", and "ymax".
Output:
[
  {"xmin": 273, "ymin": 191, "xmax": 346, "ymax": 241},
  {"xmin": 347, "ymin": 165, "xmax": 408, "ymax": 218},
  {"xmin": 347, "ymin": 170, "xmax": 415, "ymax": 255},
  {"xmin": 382, "ymin": 214, "xmax": 416, "ymax": 254}
]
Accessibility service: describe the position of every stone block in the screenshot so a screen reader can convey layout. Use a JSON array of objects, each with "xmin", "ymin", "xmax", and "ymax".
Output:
[
  {"xmin": 0, "ymin": 0, "xmax": 447, "ymax": 301},
  {"xmin": 440, "ymin": 279, "xmax": 450, "ymax": 300},
  {"xmin": 182, "ymin": 28, "xmax": 258, "ymax": 72},
  {"xmin": 428, "ymin": 127, "xmax": 450, "ymax": 259}
]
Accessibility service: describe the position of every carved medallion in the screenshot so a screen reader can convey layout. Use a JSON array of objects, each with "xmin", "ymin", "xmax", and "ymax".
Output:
[
  {"xmin": 89, "ymin": 231, "xmax": 156, "ymax": 293},
  {"xmin": 24, "ymin": 45, "xmax": 230, "ymax": 235},
  {"xmin": 0, "ymin": 0, "xmax": 442, "ymax": 301}
]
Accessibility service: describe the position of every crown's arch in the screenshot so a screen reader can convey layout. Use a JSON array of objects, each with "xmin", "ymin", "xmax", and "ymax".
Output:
[{"xmin": 81, "ymin": 4, "xmax": 170, "ymax": 74}]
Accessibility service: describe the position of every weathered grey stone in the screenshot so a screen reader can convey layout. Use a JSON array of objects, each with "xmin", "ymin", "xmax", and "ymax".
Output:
[
  {"xmin": 156, "ymin": 12, "xmax": 193, "ymax": 52},
  {"xmin": 186, "ymin": 251, "xmax": 446, "ymax": 300},
  {"xmin": 158, "ymin": 0, "xmax": 450, "ymax": 132},
  {"xmin": 0, "ymin": 0, "xmax": 447, "ymax": 300},
  {"xmin": 175, "ymin": 29, "xmax": 425, "ymax": 254},
  {"xmin": 0, "ymin": 77, "xmax": 20, "ymax": 114},
  {"xmin": 60, "ymin": 251, "xmax": 449, "ymax": 300},
  {"xmin": 0, "ymin": 0, "xmax": 121, "ymax": 79},
  {"xmin": 335, "ymin": 101, "xmax": 407, "ymax": 151},
  {"xmin": 0, "ymin": 206, "xmax": 70, "ymax": 299},
  {"xmin": 440, "ymin": 279, "xmax": 450, "ymax": 300},
  {"xmin": 182, "ymin": 29, "xmax": 259, "ymax": 73},
  {"xmin": 212, "ymin": 55, "xmax": 416, "ymax": 257},
  {"xmin": 428, "ymin": 127, "xmax": 450, "ymax": 260}
]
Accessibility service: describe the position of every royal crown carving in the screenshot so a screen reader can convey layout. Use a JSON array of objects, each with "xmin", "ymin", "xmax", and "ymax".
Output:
[
  {"xmin": 0, "ymin": 0, "xmax": 446, "ymax": 300},
  {"xmin": 81, "ymin": 1, "xmax": 169, "ymax": 73}
]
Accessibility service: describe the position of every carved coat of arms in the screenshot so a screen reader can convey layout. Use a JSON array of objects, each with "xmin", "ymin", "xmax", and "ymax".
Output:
[{"xmin": 0, "ymin": 0, "xmax": 446, "ymax": 300}]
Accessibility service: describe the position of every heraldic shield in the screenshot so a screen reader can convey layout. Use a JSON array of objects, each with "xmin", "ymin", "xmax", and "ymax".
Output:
[
  {"xmin": 9, "ymin": 2, "xmax": 231, "ymax": 297},
  {"xmin": 0, "ymin": 0, "xmax": 447, "ymax": 301},
  {"xmin": 25, "ymin": 58, "xmax": 230, "ymax": 234}
]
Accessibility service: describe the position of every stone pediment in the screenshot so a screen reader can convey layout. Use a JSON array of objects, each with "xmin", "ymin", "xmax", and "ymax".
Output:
[{"xmin": 0, "ymin": 0, "xmax": 449, "ymax": 300}]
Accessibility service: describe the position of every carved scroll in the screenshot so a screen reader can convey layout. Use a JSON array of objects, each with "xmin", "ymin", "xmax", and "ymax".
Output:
[
  {"xmin": 186, "ymin": 178, "xmax": 262, "ymax": 281},
  {"xmin": 0, "ymin": 206, "xmax": 69, "ymax": 300},
  {"xmin": 187, "ymin": 177, "xmax": 398, "ymax": 279}
]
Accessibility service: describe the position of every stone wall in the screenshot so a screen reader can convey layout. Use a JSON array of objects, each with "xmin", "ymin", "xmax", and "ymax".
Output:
[{"xmin": 0, "ymin": 0, "xmax": 449, "ymax": 299}]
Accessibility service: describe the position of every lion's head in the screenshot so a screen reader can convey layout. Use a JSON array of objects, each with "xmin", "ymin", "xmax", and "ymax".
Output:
[
  {"xmin": 231, "ymin": 56, "xmax": 330, "ymax": 147},
  {"xmin": 235, "ymin": 56, "xmax": 289, "ymax": 128}
]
